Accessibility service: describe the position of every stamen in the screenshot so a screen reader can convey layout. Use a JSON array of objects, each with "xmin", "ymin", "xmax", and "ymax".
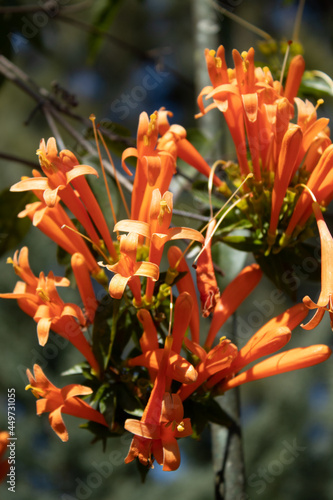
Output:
[
  {"xmin": 61, "ymin": 224, "xmax": 111, "ymax": 264},
  {"xmin": 209, "ymin": 0, "xmax": 272, "ymax": 40},
  {"xmin": 89, "ymin": 115, "xmax": 118, "ymax": 230},
  {"xmin": 173, "ymin": 173, "xmax": 253, "ymax": 270},
  {"xmin": 25, "ymin": 384, "xmax": 44, "ymax": 399},
  {"xmin": 36, "ymin": 288, "xmax": 50, "ymax": 302},
  {"xmin": 97, "ymin": 128, "xmax": 130, "ymax": 218},
  {"xmin": 177, "ymin": 421, "xmax": 185, "ymax": 432},
  {"xmin": 294, "ymin": 183, "xmax": 318, "ymax": 203},
  {"xmin": 280, "ymin": 40, "xmax": 293, "ymax": 93}
]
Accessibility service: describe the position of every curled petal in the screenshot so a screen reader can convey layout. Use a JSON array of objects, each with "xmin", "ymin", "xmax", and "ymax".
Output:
[
  {"xmin": 36, "ymin": 317, "xmax": 52, "ymax": 346},
  {"xmin": 61, "ymin": 384, "xmax": 93, "ymax": 400},
  {"xmin": 124, "ymin": 419, "xmax": 160, "ymax": 440},
  {"xmin": 161, "ymin": 436, "xmax": 181, "ymax": 471},
  {"xmin": 133, "ymin": 261, "xmax": 159, "ymax": 281},
  {"xmin": 114, "ymin": 220, "xmax": 151, "ymax": 239},
  {"xmin": 49, "ymin": 406, "xmax": 68, "ymax": 442},
  {"xmin": 121, "ymin": 147, "xmax": 137, "ymax": 176},
  {"xmin": 109, "ymin": 274, "xmax": 131, "ymax": 299},
  {"xmin": 167, "ymin": 227, "xmax": 204, "ymax": 244},
  {"xmin": 65, "ymin": 165, "xmax": 98, "ymax": 183},
  {"xmin": 10, "ymin": 177, "xmax": 49, "ymax": 192}
]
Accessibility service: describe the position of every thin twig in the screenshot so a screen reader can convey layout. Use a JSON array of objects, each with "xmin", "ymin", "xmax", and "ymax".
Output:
[
  {"xmin": 0, "ymin": 152, "xmax": 39, "ymax": 169},
  {"xmin": 56, "ymin": 14, "xmax": 194, "ymax": 89},
  {"xmin": 43, "ymin": 106, "xmax": 66, "ymax": 150},
  {"xmin": 0, "ymin": 55, "xmax": 134, "ymax": 193},
  {"xmin": 0, "ymin": 0, "xmax": 92, "ymax": 15},
  {"xmin": 209, "ymin": 0, "xmax": 272, "ymax": 40}
]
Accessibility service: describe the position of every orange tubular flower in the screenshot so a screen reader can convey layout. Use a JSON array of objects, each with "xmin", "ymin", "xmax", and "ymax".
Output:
[
  {"xmin": 268, "ymin": 125, "xmax": 303, "ymax": 244},
  {"xmin": 39, "ymin": 138, "xmax": 117, "ymax": 259},
  {"xmin": 284, "ymin": 145, "xmax": 333, "ymax": 238},
  {"xmin": 302, "ymin": 202, "xmax": 333, "ymax": 330},
  {"xmin": 152, "ymin": 394, "xmax": 192, "ymax": 471},
  {"xmin": 0, "ymin": 432, "xmax": 9, "ymax": 482},
  {"xmin": 0, "ymin": 251, "xmax": 100, "ymax": 373},
  {"xmin": 283, "ymin": 55, "xmax": 306, "ymax": 104},
  {"xmin": 18, "ymin": 193, "xmax": 101, "ymax": 276},
  {"xmin": 206, "ymin": 302, "xmax": 309, "ymax": 389},
  {"xmin": 26, "ymin": 365, "xmax": 108, "ymax": 441},
  {"xmin": 167, "ymin": 245, "xmax": 200, "ymax": 343},
  {"xmin": 125, "ymin": 336, "xmax": 192, "ymax": 471},
  {"xmin": 128, "ymin": 293, "xmax": 197, "ymax": 385},
  {"xmin": 196, "ymin": 219, "xmax": 220, "ymax": 318},
  {"xmin": 157, "ymin": 108, "xmax": 223, "ymax": 188},
  {"xmin": 102, "ymin": 232, "xmax": 159, "ymax": 305},
  {"xmin": 122, "ymin": 111, "xmax": 159, "ymax": 218},
  {"xmin": 71, "ymin": 253, "xmax": 98, "ymax": 324},
  {"xmin": 124, "ymin": 336, "xmax": 172, "ymax": 467},
  {"xmin": 114, "ymin": 189, "xmax": 204, "ymax": 303},
  {"xmin": 205, "ymin": 264, "xmax": 263, "ymax": 349},
  {"xmin": 11, "ymin": 147, "xmax": 103, "ymax": 251},
  {"xmin": 219, "ymin": 345, "xmax": 331, "ymax": 392},
  {"xmin": 178, "ymin": 336, "xmax": 238, "ymax": 402}
]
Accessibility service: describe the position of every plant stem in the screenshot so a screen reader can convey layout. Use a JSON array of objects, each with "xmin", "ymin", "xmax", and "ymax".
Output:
[{"xmin": 211, "ymin": 388, "xmax": 245, "ymax": 500}]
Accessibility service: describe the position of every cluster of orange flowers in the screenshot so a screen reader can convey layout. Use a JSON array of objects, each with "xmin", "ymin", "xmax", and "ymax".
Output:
[{"xmin": 1, "ymin": 46, "xmax": 333, "ymax": 473}]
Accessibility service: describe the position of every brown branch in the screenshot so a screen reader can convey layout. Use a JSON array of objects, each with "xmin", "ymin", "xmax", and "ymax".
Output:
[
  {"xmin": 0, "ymin": 55, "xmax": 134, "ymax": 193},
  {"xmin": 0, "ymin": 152, "xmax": 39, "ymax": 169},
  {"xmin": 0, "ymin": 0, "xmax": 92, "ymax": 15},
  {"xmin": 56, "ymin": 14, "xmax": 194, "ymax": 90}
]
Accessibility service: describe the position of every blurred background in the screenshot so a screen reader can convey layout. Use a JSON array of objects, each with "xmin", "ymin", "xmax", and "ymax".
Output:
[{"xmin": 1, "ymin": 0, "xmax": 333, "ymax": 499}]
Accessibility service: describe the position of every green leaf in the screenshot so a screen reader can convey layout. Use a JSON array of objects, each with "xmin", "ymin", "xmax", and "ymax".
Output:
[
  {"xmin": 116, "ymin": 384, "xmax": 144, "ymax": 417},
  {"xmin": 92, "ymin": 294, "xmax": 116, "ymax": 371},
  {"xmin": 61, "ymin": 364, "xmax": 85, "ymax": 376},
  {"xmin": 87, "ymin": 0, "xmax": 124, "ymax": 62},
  {"xmin": 0, "ymin": 190, "xmax": 34, "ymax": 257},
  {"xmin": 300, "ymin": 70, "xmax": 333, "ymax": 97},
  {"xmin": 220, "ymin": 235, "xmax": 264, "ymax": 252},
  {"xmin": 184, "ymin": 397, "xmax": 235, "ymax": 439}
]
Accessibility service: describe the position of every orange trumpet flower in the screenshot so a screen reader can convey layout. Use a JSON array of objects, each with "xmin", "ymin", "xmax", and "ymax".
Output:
[
  {"xmin": 128, "ymin": 293, "xmax": 197, "ymax": 385},
  {"xmin": 206, "ymin": 302, "xmax": 309, "ymax": 390},
  {"xmin": 102, "ymin": 232, "xmax": 159, "ymax": 305},
  {"xmin": 302, "ymin": 202, "xmax": 333, "ymax": 329},
  {"xmin": 219, "ymin": 345, "xmax": 331, "ymax": 392},
  {"xmin": 195, "ymin": 219, "xmax": 220, "ymax": 318},
  {"xmin": 26, "ymin": 365, "xmax": 108, "ymax": 441},
  {"xmin": 178, "ymin": 336, "xmax": 238, "ymax": 401},
  {"xmin": 167, "ymin": 245, "xmax": 200, "ymax": 343},
  {"xmin": 125, "ymin": 336, "xmax": 192, "ymax": 470},
  {"xmin": 205, "ymin": 263, "xmax": 263, "ymax": 349}
]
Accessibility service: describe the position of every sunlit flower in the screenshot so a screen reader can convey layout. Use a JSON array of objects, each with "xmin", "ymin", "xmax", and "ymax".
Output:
[
  {"xmin": 129, "ymin": 293, "xmax": 197, "ymax": 384},
  {"xmin": 302, "ymin": 202, "xmax": 333, "ymax": 329},
  {"xmin": 178, "ymin": 336, "xmax": 238, "ymax": 401},
  {"xmin": 114, "ymin": 189, "xmax": 204, "ymax": 303},
  {"xmin": 167, "ymin": 245, "xmax": 200, "ymax": 343},
  {"xmin": 205, "ymin": 264, "xmax": 263, "ymax": 349},
  {"xmin": 102, "ymin": 232, "xmax": 159, "ymax": 305},
  {"xmin": 0, "ymin": 250, "xmax": 99, "ymax": 373},
  {"xmin": 125, "ymin": 393, "xmax": 192, "ymax": 471},
  {"xmin": 17, "ymin": 192, "xmax": 101, "ymax": 276},
  {"xmin": 26, "ymin": 365, "xmax": 108, "ymax": 441},
  {"xmin": 219, "ymin": 345, "xmax": 331, "ymax": 391},
  {"xmin": 195, "ymin": 219, "xmax": 220, "ymax": 318}
]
